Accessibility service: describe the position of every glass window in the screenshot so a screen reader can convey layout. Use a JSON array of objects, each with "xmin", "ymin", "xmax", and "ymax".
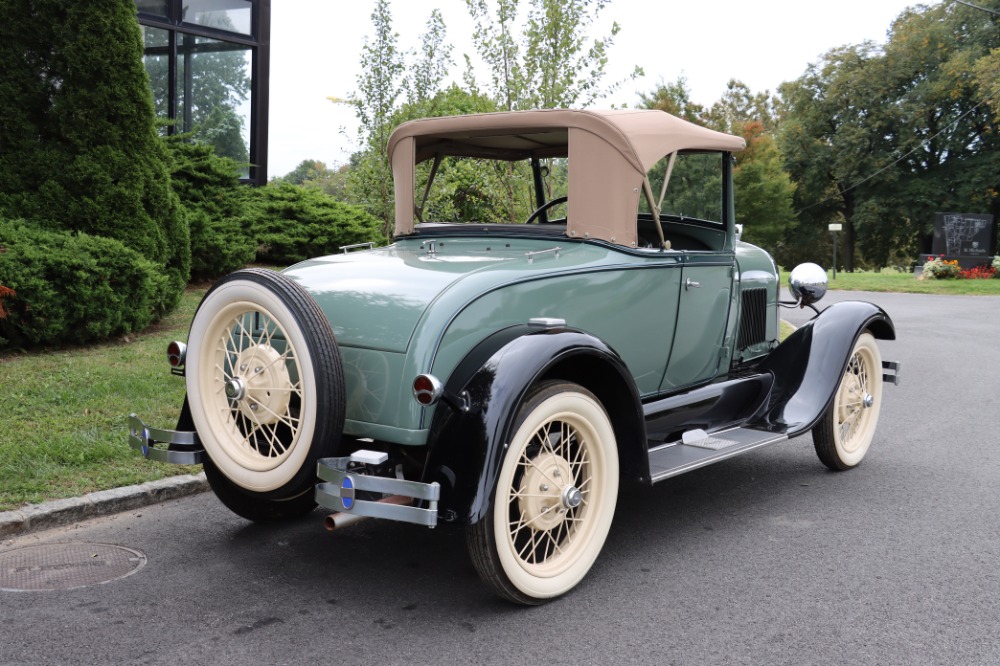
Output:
[
  {"xmin": 182, "ymin": 0, "xmax": 253, "ymax": 36},
  {"xmin": 646, "ymin": 152, "xmax": 724, "ymax": 224},
  {"xmin": 178, "ymin": 34, "xmax": 252, "ymax": 169},
  {"xmin": 141, "ymin": 26, "xmax": 171, "ymax": 131},
  {"xmin": 135, "ymin": 0, "xmax": 169, "ymax": 17}
]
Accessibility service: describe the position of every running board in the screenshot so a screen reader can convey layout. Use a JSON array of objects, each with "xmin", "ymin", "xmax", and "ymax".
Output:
[{"xmin": 648, "ymin": 427, "xmax": 787, "ymax": 483}]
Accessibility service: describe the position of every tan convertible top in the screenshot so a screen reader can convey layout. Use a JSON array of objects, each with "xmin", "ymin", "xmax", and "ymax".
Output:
[{"xmin": 388, "ymin": 109, "xmax": 746, "ymax": 247}]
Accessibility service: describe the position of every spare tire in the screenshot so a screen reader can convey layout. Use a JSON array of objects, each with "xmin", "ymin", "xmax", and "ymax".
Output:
[{"xmin": 185, "ymin": 268, "xmax": 345, "ymax": 512}]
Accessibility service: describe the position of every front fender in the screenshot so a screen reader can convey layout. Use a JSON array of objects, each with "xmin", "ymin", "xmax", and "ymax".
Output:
[
  {"xmin": 421, "ymin": 328, "xmax": 642, "ymax": 525},
  {"xmin": 752, "ymin": 300, "xmax": 895, "ymax": 435}
]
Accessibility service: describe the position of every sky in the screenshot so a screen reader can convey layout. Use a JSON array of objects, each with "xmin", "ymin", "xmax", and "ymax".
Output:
[{"xmin": 267, "ymin": 0, "xmax": 928, "ymax": 178}]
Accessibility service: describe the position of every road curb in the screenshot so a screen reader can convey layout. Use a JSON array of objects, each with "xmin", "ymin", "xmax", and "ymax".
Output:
[{"xmin": 0, "ymin": 473, "xmax": 208, "ymax": 538}]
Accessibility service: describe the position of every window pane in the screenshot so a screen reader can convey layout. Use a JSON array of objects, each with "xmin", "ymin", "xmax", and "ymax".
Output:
[
  {"xmin": 135, "ymin": 0, "xmax": 168, "ymax": 17},
  {"xmin": 178, "ymin": 34, "xmax": 252, "ymax": 170},
  {"xmin": 654, "ymin": 152, "xmax": 723, "ymax": 224},
  {"xmin": 141, "ymin": 26, "xmax": 171, "ymax": 132},
  {"xmin": 182, "ymin": 0, "xmax": 252, "ymax": 36}
]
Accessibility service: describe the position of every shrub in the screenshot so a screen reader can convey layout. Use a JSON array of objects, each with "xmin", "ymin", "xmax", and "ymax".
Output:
[
  {"xmin": 922, "ymin": 256, "xmax": 961, "ymax": 279},
  {"xmin": 0, "ymin": 221, "xmax": 164, "ymax": 349},
  {"xmin": 240, "ymin": 184, "xmax": 385, "ymax": 265},
  {"xmin": 0, "ymin": 0, "xmax": 188, "ymax": 313},
  {"xmin": 162, "ymin": 135, "xmax": 256, "ymax": 279},
  {"xmin": 993, "ymin": 256, "xmax": 1000, "ymax": 278}
]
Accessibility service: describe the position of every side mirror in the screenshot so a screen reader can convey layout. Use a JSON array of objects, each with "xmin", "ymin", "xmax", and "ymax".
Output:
[{"xmin": 789, "ymin": 262, "xmax": 828, "ymax": 305}]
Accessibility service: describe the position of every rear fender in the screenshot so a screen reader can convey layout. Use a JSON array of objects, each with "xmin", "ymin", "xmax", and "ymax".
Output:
[
  {"xmin": 422, "ymin": 328, "xmax": 644, "ymax": 525},
  {"xmin": 751, "ymin": 301, "xmax": 895, "ymax": 435}
]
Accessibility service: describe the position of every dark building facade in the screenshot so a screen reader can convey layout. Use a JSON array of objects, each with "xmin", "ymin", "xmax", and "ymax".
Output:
[{"xmin": 135, "ymin": 0, "xmax": 271, "ymax": 184}]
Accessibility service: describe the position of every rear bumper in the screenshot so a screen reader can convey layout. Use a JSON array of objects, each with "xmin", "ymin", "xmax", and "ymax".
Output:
[
  {"xmin": 127, "ymin": 414, "xmax": 205, "ymax": 465},
  {"xmin": 316, "ymin": 455, "xmax": 440, "ymax": 528}
]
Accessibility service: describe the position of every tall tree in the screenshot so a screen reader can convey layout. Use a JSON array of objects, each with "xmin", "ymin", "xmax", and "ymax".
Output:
[
  {"xmin": 465, "ymin": 0, "xmax": 641, "ymax": 110},
  {"xmin": 778, "ymin": 43, "xmax": 894, "ymax": 270},
  {"xmin": 346, "ymin": 1, "xmax": 453, "ymax": 236}
]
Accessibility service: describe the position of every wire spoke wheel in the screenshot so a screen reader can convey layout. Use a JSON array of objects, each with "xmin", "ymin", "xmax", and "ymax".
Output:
[
  {"xmin": 186, "ymin": 269, "xmax": 344, "ymax": 518},
  {"xmin": 813, "ymin": 331, "xmax": 883, "ymax": 471},
  {"xmin": 467, "ymin": 382, "xmax": 618, "ymax": 604}
]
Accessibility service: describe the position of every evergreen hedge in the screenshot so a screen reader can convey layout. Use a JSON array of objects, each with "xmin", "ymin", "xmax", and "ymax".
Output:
[
  {"xmin": 162, "ymin": 135, "xmax": 256, "ymax": 280},
  {"xmin": 0, "ymin": 221, "xmax": 166, "ymax": 349},
  {"xmin": 241, "ymin": 184, "xmax": 384, "ymax": 265}
]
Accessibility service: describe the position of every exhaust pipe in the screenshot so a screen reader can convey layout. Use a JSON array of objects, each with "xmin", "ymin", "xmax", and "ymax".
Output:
[{"xmin": 324, "ymin": 495, "xmax": 413, "ymax": 531}]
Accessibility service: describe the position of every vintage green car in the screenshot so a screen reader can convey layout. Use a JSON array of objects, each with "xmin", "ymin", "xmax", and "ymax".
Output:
[{"xmin": 129, "ymin": 109, "xmax": 899, "ymax": 604}]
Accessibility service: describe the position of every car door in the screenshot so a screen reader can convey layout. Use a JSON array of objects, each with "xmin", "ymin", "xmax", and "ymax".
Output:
[{"xmin": 659, "ymin": 257, "xmax": 734, "ymax": 391}]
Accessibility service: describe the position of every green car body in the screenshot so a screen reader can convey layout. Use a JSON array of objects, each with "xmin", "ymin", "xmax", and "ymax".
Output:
[
  {"xmin": 284, "ymin": 233, "xmax": 780, "ymax": 446},
  {"xmin": 129, "ymin": 109, "xmax": 897, "ymax": 604}
]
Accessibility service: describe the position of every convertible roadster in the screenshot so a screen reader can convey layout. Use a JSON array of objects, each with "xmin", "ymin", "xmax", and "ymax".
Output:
[{"xmin": 130, "ymin": 108, "xmax": 899, "ymax": 604}]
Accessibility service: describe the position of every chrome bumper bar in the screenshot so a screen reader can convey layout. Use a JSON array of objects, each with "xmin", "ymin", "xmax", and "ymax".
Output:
[
  {"xmin": 127, "ymin": 414, "xmax": 205, "ymax": 465},
  {"xmin": 316, "ymin": 455, "xmax": 440, "ymax": 528},
  {"xmin": 882, "ymin": 360, "xmax": 902, "ymax": 386}
]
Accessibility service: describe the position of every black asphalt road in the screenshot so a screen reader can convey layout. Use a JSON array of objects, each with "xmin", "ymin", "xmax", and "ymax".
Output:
[{"xmin": 3, "ymin": 290, "xmax": 999, "ymax": 666}]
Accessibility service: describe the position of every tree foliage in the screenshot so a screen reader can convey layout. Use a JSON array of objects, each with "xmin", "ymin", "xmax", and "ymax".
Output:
[
  {"xmin": 466, "ymin": 0, "xmax": 640, "ymax": 110},
  {"xmin": 778, "ymin": 1, "xmax": 1000, "ymax": 270},
  {"xmin": 346, "ymin": 1, "xmax": 452, "ymax": 236},
  {"xmin": 640, "ymin": 78, "xmax": 796, "ymax": 259},
  {"xmin": 0, "ymin": 0, "xmax": 188, "ymax": 314}
]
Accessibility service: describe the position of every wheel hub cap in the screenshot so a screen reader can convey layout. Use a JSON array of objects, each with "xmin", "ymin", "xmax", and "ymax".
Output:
[
  {"xmin": 863, "ymin": 393, "xmax": 874, "ymax": 408},
  {"xmin": 518, "ymin": 452, "xmax": 575, "ymax": 532},
  {"xmin": 230, "ymin": 344, "xmax": 292, "ymax": 425}
]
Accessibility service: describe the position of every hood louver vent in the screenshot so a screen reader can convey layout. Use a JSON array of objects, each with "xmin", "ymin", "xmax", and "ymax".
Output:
[{"xmin": 737, "ymin": 288, "xmax": 767, "ymax": 349}]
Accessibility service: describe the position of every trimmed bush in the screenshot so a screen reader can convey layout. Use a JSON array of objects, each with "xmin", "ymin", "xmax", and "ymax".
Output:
[
  {"xmin": 0, "ymin": 0, "xmax": 188, "ymax": 313},
  {"xmin": 162, "ymin": 135, "xmax": 256, "ymax": 279},
  {"xmin": 0, "ymin": 221, "xmax": 164, "ymax": 349},
  {"xmin": 241, "ymin": 184, "xmax": 384, "ymax": 265}
]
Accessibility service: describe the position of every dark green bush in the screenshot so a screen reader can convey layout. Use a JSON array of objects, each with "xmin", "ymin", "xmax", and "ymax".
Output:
[
  {"xmin": 240, "ymin": 184, "xmax": 385, "ymax": 265},
  {"xmin": 0, "ymin": 0, "xmax": 188, "ymax": 313},
  {"xmin": 0, "ymin": 221, "xmax": 164, "ymax": 349},
  {"xmin": 162, "ymin": 135, "xmax": 256, "ymax": 279}
]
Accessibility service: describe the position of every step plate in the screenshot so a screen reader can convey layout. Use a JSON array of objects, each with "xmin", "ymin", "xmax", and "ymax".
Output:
[{"xmin": 648, "ymin": 427, "xmax": 787, "ymax": 483}]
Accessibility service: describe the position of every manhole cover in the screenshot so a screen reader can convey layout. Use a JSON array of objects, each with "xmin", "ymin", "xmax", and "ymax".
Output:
[{"xmin": 0, "ymin": 543, "xmax": 146, "ymax": 592}]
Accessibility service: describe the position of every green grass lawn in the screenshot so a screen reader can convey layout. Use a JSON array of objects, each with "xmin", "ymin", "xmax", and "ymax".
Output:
[
  {"xmin": 782, "ymin": 267, "xmax": 1000, "ymax": 295},
  {"xmin": 0, "ymin": 288, "xmax": 204, "ymax": 511}
]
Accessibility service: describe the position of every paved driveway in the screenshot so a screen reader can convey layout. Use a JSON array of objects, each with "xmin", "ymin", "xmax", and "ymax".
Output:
[{"xmin": 3, "ymin": 290, "xmax": 999, "ymax": 666}]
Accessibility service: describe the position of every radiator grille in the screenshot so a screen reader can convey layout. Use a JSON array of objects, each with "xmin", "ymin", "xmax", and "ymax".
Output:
[{"xmin": 737, "ymin": 288, "xmax": 768, "ymax": 349}]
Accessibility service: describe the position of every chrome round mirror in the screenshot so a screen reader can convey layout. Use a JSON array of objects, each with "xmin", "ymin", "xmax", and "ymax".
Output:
[{"xmin": 789, "ymin": 262, "xmax": 828, "ymax": 305}]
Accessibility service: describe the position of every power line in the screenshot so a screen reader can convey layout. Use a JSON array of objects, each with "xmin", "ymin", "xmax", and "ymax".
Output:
[{"xmin": 952, "ymin": 0, "xmax": 1000, "ymax": 16}]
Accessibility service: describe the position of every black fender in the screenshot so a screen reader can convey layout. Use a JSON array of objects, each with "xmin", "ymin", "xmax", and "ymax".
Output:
[
  {"xmin": 421, "ymin": 327, "xmax": 645, "ymax": 525},
  {"xmin": 751, "ymin": 301, "xmax": 895, "ymax": 435}
]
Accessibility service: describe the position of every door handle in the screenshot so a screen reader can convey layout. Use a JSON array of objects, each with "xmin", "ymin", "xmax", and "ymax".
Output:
[{"xmin": 685, "ymin": 278, "xmax": 701, "ymax": 290}]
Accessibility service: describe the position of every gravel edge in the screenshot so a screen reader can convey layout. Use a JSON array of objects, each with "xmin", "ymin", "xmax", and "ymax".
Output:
[{"xmin": 0, "ymin": 473, "xmax": 208, "ymax": 538}]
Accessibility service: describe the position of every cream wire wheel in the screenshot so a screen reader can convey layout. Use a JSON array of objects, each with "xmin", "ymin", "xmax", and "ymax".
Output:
[
  {"xmin": 186, "ymin": 269, "xmax": 344, "ymax": 509},
  {"xmin": 467, "ymin": 382, "xmax": 618, "ymax": 604},
  {"xmin": 812, "ymin": 331, "xmax": 883, "ymax": 471}
]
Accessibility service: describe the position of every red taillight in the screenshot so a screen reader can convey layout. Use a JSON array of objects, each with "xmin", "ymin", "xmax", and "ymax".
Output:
[
  {"xmin": 167, "ymin": 341, "xmax": 187, "ymax": 368},
  {"xmin": 412, "ymin": 374, "xmax": 442, "ymax": 406}
]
